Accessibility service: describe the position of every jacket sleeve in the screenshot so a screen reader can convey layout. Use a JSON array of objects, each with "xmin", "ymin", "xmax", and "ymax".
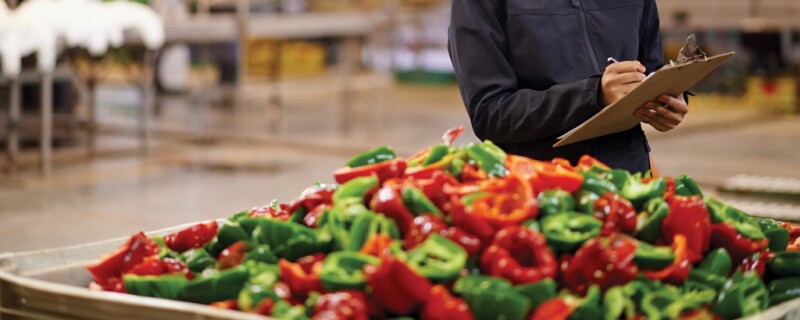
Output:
[
  {"xmin": 638, "ymin": 0, "xmax": 664, "ymax": 72},
  {"xmin": 448, "ymin": 0, "xmax": 604, "ymax": 145}
]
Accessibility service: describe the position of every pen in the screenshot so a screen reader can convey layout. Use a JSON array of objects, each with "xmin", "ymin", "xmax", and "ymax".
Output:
[{"xmin": 607, "ymin": 57, "xmax": 619, "ymax": 64}]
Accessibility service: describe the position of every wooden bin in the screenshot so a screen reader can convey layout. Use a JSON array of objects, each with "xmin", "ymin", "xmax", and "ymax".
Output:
[
  {"xmin": 2, "ymin": 221, "xmax": 800, "ymax": 319},
  {"xmin": 0, "ymin": 221, "xmax": 269, "ymax": 320}
]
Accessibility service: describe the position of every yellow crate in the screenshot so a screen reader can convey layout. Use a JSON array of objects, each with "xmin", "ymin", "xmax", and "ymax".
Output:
[{"xmin": 245, "ymin": 39, "xmax": 327, "ymax": 78}]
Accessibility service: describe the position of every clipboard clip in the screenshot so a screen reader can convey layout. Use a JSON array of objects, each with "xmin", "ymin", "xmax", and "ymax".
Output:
[{"xmin": 671, "ymin": 34, "xmax": 707, "ymax": 66}]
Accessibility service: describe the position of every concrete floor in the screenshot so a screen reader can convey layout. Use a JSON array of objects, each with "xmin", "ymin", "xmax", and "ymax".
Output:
[{"xmin": 1, "ymin": 83, "xmax": 799, "ymax": 253}]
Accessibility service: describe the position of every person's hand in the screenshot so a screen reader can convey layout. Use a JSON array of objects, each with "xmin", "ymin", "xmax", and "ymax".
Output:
[
  {"xmin": 601, "ymin": 61, "xmax": 646, "ymax": 106},
  {"xmin": 634, "ymin": 95, "xmax": 688, "ymax": 132}
]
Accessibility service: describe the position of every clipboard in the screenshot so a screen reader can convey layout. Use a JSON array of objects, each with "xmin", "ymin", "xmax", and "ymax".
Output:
[{"xmin": 554, "ymin": 51, "xmax": 734, "ymax": 148}]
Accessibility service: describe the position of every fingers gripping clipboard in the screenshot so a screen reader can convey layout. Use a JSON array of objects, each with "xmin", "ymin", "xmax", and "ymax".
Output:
[{"xmin": 553, "ymin": 51, "xmax": 734, "ymax": 148}]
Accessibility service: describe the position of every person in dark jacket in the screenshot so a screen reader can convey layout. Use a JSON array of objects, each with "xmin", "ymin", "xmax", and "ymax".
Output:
[{"xmin": 448, "ymin": 0, "xmax": 688, "ymax": 173}]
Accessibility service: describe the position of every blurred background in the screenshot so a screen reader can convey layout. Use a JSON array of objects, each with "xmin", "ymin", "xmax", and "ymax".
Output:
[{"xmin": 0, "ymin": 0, "xmax": 798, "ymax": 252}]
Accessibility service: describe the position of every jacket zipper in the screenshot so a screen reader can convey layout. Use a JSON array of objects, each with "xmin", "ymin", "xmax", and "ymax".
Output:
[{"xmin": 575, "ymin": 0, "xmax": 601, "ymax": 74}]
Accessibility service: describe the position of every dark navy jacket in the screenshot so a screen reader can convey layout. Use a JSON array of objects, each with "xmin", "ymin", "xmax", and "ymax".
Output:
[{"xmin": 448, "ymin": 0, "xmax": 663, "ymax": 173}]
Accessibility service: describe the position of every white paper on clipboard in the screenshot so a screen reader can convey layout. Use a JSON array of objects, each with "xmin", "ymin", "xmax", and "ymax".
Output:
[{"xmin": 554, "ymin": 51, "xmax": 734, "ymax": 148}]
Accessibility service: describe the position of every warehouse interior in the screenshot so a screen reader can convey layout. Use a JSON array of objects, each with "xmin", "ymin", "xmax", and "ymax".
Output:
[{"xmin": 0, "ymin": 0, "xmax": 799, "ymax": 252}]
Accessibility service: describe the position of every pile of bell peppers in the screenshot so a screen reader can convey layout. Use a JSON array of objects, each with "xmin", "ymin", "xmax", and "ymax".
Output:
[{"xmin": 87, "ymin": 126, "xmax": 800, "ymax": 320}]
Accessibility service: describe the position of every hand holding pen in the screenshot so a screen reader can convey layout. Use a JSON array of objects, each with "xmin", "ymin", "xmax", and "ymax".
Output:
[
  {"xmin": 601, "ymin": 57, "xmax": 646, "ymax": 107},
  {"xmin": 605, "ymin": 57, "xmax": 689, "ymax": 132}
]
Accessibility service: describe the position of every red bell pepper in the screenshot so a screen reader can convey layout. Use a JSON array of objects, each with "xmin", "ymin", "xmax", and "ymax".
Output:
[
  {"xmin": 448, "ymin": 175, "xmax": 538, "ymax": 237},
  {"xmin": 505, "ymin": 155, "xmax": 584, "ymax": 194},
  {"xmin": 370, "ymin": 185, "xmax": 415, "ymax": 234},
  {"xmin": 461, "ymin": 163, "xmax": 488, "ymax": 182},
  {"xmin": 255, "ymin": 298, "xmax": 276, "ymax": 315},
  {"xmin": 480, "ymin": 226, "xmax": 557, "ymax": 285},
  {"xmin": 86, "ymin": 232, "xmax": 159, "ymax": 286},
  {"xmin": 739, "ymin": 250, "xmax": 775, "ymax": 278},
  {"xmin": 312, "ymin": 291, "xmax": 370, "ymax": 320},
  {"xmin": 334, "ymin": 159, "xmax": 407, "ymax": 184},
  {"xmin": 278, "ymin": 254, "xmax": 326, "ymax": 297},
  {"xmin": 304, "ymin": 204, "xmax": 330, "ymax": 228},
  {"xmin": 785, "ymin": 223, "xmax": 800, "ymax": 252},
  {"xmin": 710, "ymin": 222, "xmax": 769, "ymax": 264},
  {"xmin": 405, "ymin": 214, "xmax": 482, "ymax": 257},
  {"xmin": 662, "ymin": 177, "xmax": 677, "ymax": 200},
  {"xmin": 360, "ymin": 234, "xmax": 393, "ymax": 257},
  {"xmin": 126, "ymin": 257, "xmax": 192, "ymax": 279},
  {"xmin": 575, "ymin": 155, "xmax": 610, "ymax": 172},
  {"xmin": 661, "ymin": 195, "xmax": 711, "ymax": 263},
  {"xmin": 450, "ymin": 200, "xmax": 496, "ymax": 244},
  {"xmin": 288, "ymin": 183, "xmax": 337, "ymax": 214},
  {"xmin": 405, "ymin": 170, "xmax": 459, "ymax": 212},
  {"xmin": 163, "ymin": 221, "xmax": 218, "ymax": 253},
  {"xmin": 249, "ymin": 203, "xmax": 292, "ymax": 221},
  {"xmin": 126, "ymin": 256, "xmax": 168, "ymax": 276},
  {"xmin": 422, "ymin": 285, "xmax": 474, "ymax": 320},
  {"xmin": 364, "ymin": 257, "xmax": 433, "ymax": 315},
  {"xmin": 442, "ymin": 126, "xmax": 465, "ymax": 146},
  {"xmin": 593, "ymin": 192, "xmax": 638, "ymax": 236},
  {"xmin": 218, "ymin": 241, "xmax": 248, "ymax": 270},
  {"xmin": 643, "ymin": 235, "xmax": 690, "ymax": 285},
  {"xmin": 563, "ymin": 233, "xmax": 638, "ymax": 293},
  {"xmin": 530, "ymin": 298, "xmax": 575, "ymax": 320}
]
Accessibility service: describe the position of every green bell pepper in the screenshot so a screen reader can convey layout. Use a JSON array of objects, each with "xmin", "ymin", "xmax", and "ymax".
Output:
[
  {"xmin": 272, "ymin": 300, "xmax": 310, "ymax": 320},
  {"xmin": 251, "ymin": 219, "xmax": 330, "ymax": 261},
  {"xmin": 463, "ymin": 289, "xmax": 530, "ymax": 320},
  {"xmin": 465, "ymin": 141, "xmax": 508, "ymax": 178},
  {"xmin": 405, "ymin": 234, "xmax": 467, "ymax": 282},
  {"xmin": 705, "ymin": 196, "xmax": 766, "ymax": 240},
  {"xmin": 181, "ymin": 248, "xmax": 216, "ymax": 273},
  {"xmin": 751, "ymin": 217, "xmax": 790, "ymax": 252},
  {"xmin": 123, "ymin": 274, "xmax": 188, "ymax": 300},
  {"xmin": 687, "ymin": 269, "xmax": 727, "ymax": 291},
  {"xmin": 768, "ymin": 277, "xmax": 800, "ymax": 306},
  {"xmin": 152, "ymin": 236, "xmax": 179, "ymax": 260},
  {"xmin": 453, "ymin": 275, "xmax": 513, "ymax": 295},
  {"xmin": 699, "ymin": 248, "xmax": 733, "ymax": 276},
  {"xmin": 768, "ymin": 251, "xmax": 800, "ymax": 277},
  {"xmin": 243, "ymin": 244, "xmax": 279, "ymax": 264},
  {"xmin": 620, "ymin": 176, "xmax": 666, "ymax": 208},
  {"xmin": 346, "ymin": 146, "xmax": 396, "ymax": 167},
  {"xmin": 640, "ymin": 286, "xmax": 715, "ymax": 320},
  {"xmin": 332, "ymin": 176, "xmax": 379, "ymax": 204},
  {"xmin": 346, "ymin": 211, "xmax": 399, "ymax": 251},
  {"xmin": 206, "ymin": 220, "xmax": 250, "ymax": 257},
  {"xmin": 570, "ymin": 285, "xmax": 602, "ymax": 320},
  {"xmin": 537, "ymin": 189, "xmax": 576, "ymax": 217},
  {"xmin": 674, "ymin": 175, "xmax": 703, "ymax": 197},
  {"xmin": 402, "ymin": 185, "xmax": 443, "ymax": 216},
  {"xmin": 635, "ymin": 197, "xmax": 669, "ymax": 243},
  {"xmin": 514, "ymin": 279, "xmax": 557, "ymax": 310},
  {"xmin": 179, "ymin": 265, "xmax": 250, "ymax": 304},
  {"xmin": 711, "ymin": 271, "xmax": 769, "ymax": 319},
  {"xmin": 580, "ymin": 172, "xmax": 618, "ymax": 196},
  {"xmin": 320, "ymin": 251, "xmax": 380, "ymax": 291},
  {"xmin": 574, "ymin": 191, "xmax": 600, "ymax": 215},
  {"xmin": 603, "ymin": 286, "xmax": 636, "ymax": 320},
  {"xmin": 541, "ymin": 212, "xmax": 601, "ymax": 253},
  {"xmin": 634, "ymin": 241, "xmax": 675, "ymax": 270},
  {"xmin": 238, "ymin": 266, "xmax": 281, "ymax": 311},
  {"xmin": 422, "ymin": 144, "xmax": 450, "ymax": 166},
  {"xmin": 603, "ymin": 169, "xmax": 631, "ymax": 191}
]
